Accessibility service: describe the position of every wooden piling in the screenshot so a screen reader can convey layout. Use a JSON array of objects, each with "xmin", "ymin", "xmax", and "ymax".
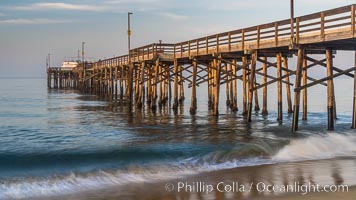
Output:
[
  {"xmin": 158, "ymin": 65, "xmax": 163, "ymax": 108},
  {"xmin": 137, "ymin": 61, "xmax": 145, "ymax": 109},
  {"xmin": 146, "ymin": 66, "xmax": 152, "ymax": 105},
  {"xmin": 115, "ymin": 66, "xmax": 118, "ymax": 101},
  {"xmin": 127, "ymin": 64, "xmax": 134, "ymax": 111},
  {"xmin": 326, "ymin": 49, "xmax": 335, "ymax": 130},
  {"xmin": 120, "ymin": 66, "xmax": 124, "ymax": 101},
  {"xmin": 292, "ymin": 48, "xmax": 304, "ymax": 132},
  {"xmin": 164, "ymin": 65, "xmax": 169, "ymax": 104},
  {"xmin": 242, "ymin": 56, "xmax": 248, "ymax": 115},
  {"xmin": 352, "ymin": 50, "xmax": 356, "ymax": 129},
  {"xmin": 283, "ymin": 57, "xmax": 293, "ymax": 114},
  {"xmin": 302, "ymin": 57, "xmax": 308, "ymax": 120},
  {"xmin": 179, "ymin": 64, "xmax": 185, "ymax": 103},
  {"xmin": 262, "ymin": 57, "xmax": 268, "ymax": 115},
  {"xmin": 135, "ymin": 66, "xmax": 140, "ymax": 103},
  {"xmin": 208, "ymin": 62, "xmax": 213, "ymax": 109},
  {"xmin": 247, "ymin": 51, "xmax": 257, "ymax": 122},
  {"xmin": 232, "ymin": 60, "xmax": 238, "ymax": 111},
  {"xmin": 213, "ymin": 58, "xmax": 221, "ymax": 116},
  {"xmin": 190, "ymin": 59, "xmax": 198, "ymax": 114},
  {"xmin": 276, "ymin": 53, "xmax": 283, "ymax": 122},
  {"xmin": 152, "ymin": 60, "xmax": 159, "ymax": 111},
  {"xmin": 226, "ymin": 63, "xmax": 231, "ymax": 106},
  {"xmin": 254, "ymin": 76, "xmax": 260, "ymax": 111},
  {"xmin": 172, "ymin": 59, "xmax": 179, "ymax": 111}
]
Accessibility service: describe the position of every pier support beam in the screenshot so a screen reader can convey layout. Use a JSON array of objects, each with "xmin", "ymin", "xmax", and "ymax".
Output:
[
  {"xmin": 283, "ymin": 57, "xmax": 293, "ymax": 114},
  {"xmin": 277, "ymin": 53, "xmax": 283, "ymax": 122},
  {"xmin": 254, "ymin": 77, "xmax": 260, "ymax": 111},
  {"xmin": 120, "ymin": 66, "xmax": 124, "ymax": 101},
  {"xmin": 152, "ymin": 60, "xmax": 159, "ymax": 111},
  {"xmin": 242, "ymin": 56, "xmax": 248, "ymax": 115},
  {"xmin": 302, "ymin": 57, "xmax": 308, "ymax": 120},
  {"xmin": 232, "ymin": 60, "xmax": 238, "ymax": 111},
  {"xmin": 158, "ymin": 65, "xmax": 163, "ymax": 108},
  {"xmin": 127, "ymin": 64, "xmax": 134, "ymax": 112},
  {"xmin": 179, "ymin": 64, "xmax": 185, "ymax": 103},
  {"xmin": 352, "ymin": 50, "xmax": 356, "ymax": 129},
  {"xmin": 115, "ymin": 66, "xmax": 118, "ymax": 101},
  {"xmin": 172, "ymin": 59, "xmax": 179, "ymax": 111},
  {"xmin": 213, "ymin": 58, "xmax": 221, "ymax": 116},
  {"xmin": 146, "ymin": 67, "xmax": 152, "ymax": 106},
  {"xmin": 208, "ymin": 62, "xmax": 213, "ymax": 109},
  {"xmin": 292, "ymin": 49, "xmax": 304, "ymax": 133},
  {"xmin": 262, "ymin": 57, "xmax": 268, "ymax": 115},
  {"xmin": 326, "ymin": 49, "xmax": 335, "ymax": 130},
  {"xmin": 190, "ymin": 59, "xmax": 198, "ymax": 114},
  {"xmin": 247, "ymin": 51, "xmax": 257, "ymax": 122},
  {"xmin": 226, "ymin": 63, "xmax": 231, "ymax": 107},
  {"xmin": 137, "ymin": 61, "xmax": 145, "ymax": 109}
]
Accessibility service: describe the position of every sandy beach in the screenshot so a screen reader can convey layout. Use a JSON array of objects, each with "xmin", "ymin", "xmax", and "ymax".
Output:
[{"xmin": 37, "ymin": 157, "xmax": 356, "ymax": 200}]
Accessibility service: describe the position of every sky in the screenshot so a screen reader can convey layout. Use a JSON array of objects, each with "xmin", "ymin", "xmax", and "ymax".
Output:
[{"xmin": 0, "ymin": 0, "xmax": 353, "ymax": 78}]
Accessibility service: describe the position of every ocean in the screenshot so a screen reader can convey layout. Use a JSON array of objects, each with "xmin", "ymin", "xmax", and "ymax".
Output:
[{"xmin": 0, "ymin": 78, "xmax": 356, "ymax": 200}]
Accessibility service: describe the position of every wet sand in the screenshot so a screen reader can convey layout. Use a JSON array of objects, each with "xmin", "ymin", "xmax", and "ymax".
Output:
[{"xmin": 39, "ymin": 157, "xmax": 356, "ymax": 200}]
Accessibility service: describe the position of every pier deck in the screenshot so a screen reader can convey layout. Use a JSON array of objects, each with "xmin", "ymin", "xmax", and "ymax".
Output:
[{"xmin": 48, "ymin": 4, "xmax": 356, "ymax": 132}]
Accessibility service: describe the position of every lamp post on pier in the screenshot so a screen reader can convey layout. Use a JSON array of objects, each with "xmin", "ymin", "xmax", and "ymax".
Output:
[
  {"xmin": 47, "ymin": 53, "xmax": 51, "ymax": 68},
  {"xmin": 128, "ymin": 12, "xmax": 133, "ymax": 61}
]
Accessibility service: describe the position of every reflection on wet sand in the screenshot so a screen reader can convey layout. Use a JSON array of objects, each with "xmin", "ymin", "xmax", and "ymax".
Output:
[{"xmin": 42, "ymin": 158, "xmax": 356, "ymax": 200}]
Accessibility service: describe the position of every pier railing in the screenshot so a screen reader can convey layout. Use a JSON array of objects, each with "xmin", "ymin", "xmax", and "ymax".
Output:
[
  {"xmin": 90, "ymin": 4, "xmax": 355, "ymax": 67},
  {"xmin": 174, "ymin": 4, "xmax": 355, "ymax": 58}
]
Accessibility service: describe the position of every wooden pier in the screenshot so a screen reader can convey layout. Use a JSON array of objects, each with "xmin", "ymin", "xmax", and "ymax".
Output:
[{"xmin": 48, "ymin": 4, "xmax": 356, "ymax": 132}]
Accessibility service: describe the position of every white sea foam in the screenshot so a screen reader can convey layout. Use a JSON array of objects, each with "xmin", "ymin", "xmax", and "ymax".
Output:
[
  {"xmin": 273, "ymin": 133, "xmax": 356, "ymax": 161},
  {"xmin": 0, "ymin": 167, "xmax": 195, "ymax": 199}
]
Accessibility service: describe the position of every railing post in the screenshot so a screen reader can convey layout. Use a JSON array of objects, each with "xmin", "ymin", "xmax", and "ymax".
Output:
[
  {"xmin": 188, "ymin": 41, "xmax": 191, "ymax": 57},
  {"xmin": 352, "ymin": 5, "xmax": 355, "ymax": 36},
  {"xmin": 180, "ymin": 44, "xmax": 183, "ymax": 58},
  {"xmin": 257, "ymin": 26, "xmax": 260, "ymax": 49},
  {"xmin": 206, "ymin": 37, "xmax": 208, "ymax": 54},
  {"xmin": 321, "ymin": 12, "xmax": 325, "ymax": 41},
  {"xmin": 196, "ymin": 40, "xmax": 199, "ymax": 56},
  {"xmin": 173, "ymin": 44, "xmax": 176, "ymax": 59},
  {"xmin": 275, "ymin": 23, "xmax": 278, "ymax": 47},
  {"xmin": 216, "ymin": 35, "xmax": 219, "ymax": 52},
  {"xmin": 228, "ymin": 32, "xmax": 231, "ymax": 51},
  {"xmin": 242, "ymin": 30, "xmax": 245, "ymax": 51},
  {"xmin": 296, "ymin": 17, "xmax": 300, "ymax": 44}
]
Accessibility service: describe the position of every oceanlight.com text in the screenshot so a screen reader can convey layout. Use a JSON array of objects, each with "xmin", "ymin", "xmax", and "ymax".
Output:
[{"xmin": 164, "ymin": 181, "xmax": 349, "ymax": 195}]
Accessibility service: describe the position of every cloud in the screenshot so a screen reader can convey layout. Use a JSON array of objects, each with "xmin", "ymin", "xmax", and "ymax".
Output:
[
  {"xmin": 8, "ymin": 1, "xmax": 168, "ymax": 13},
  {"xmin": 0, "ymin": 18, "xmax": 71, "ymax": 25},
  {"xmin": 159, "ymin": 12, "xmax": 189, "ymax": 20},
  {"xmin": 11, "ymin": 3, "xmax": 109, "ymax": 12}
]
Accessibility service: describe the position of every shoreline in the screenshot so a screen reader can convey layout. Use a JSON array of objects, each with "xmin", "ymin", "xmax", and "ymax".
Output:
[{"xmin": 35, "ymin": 157, "xmax": 356, "ymax": 200}]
